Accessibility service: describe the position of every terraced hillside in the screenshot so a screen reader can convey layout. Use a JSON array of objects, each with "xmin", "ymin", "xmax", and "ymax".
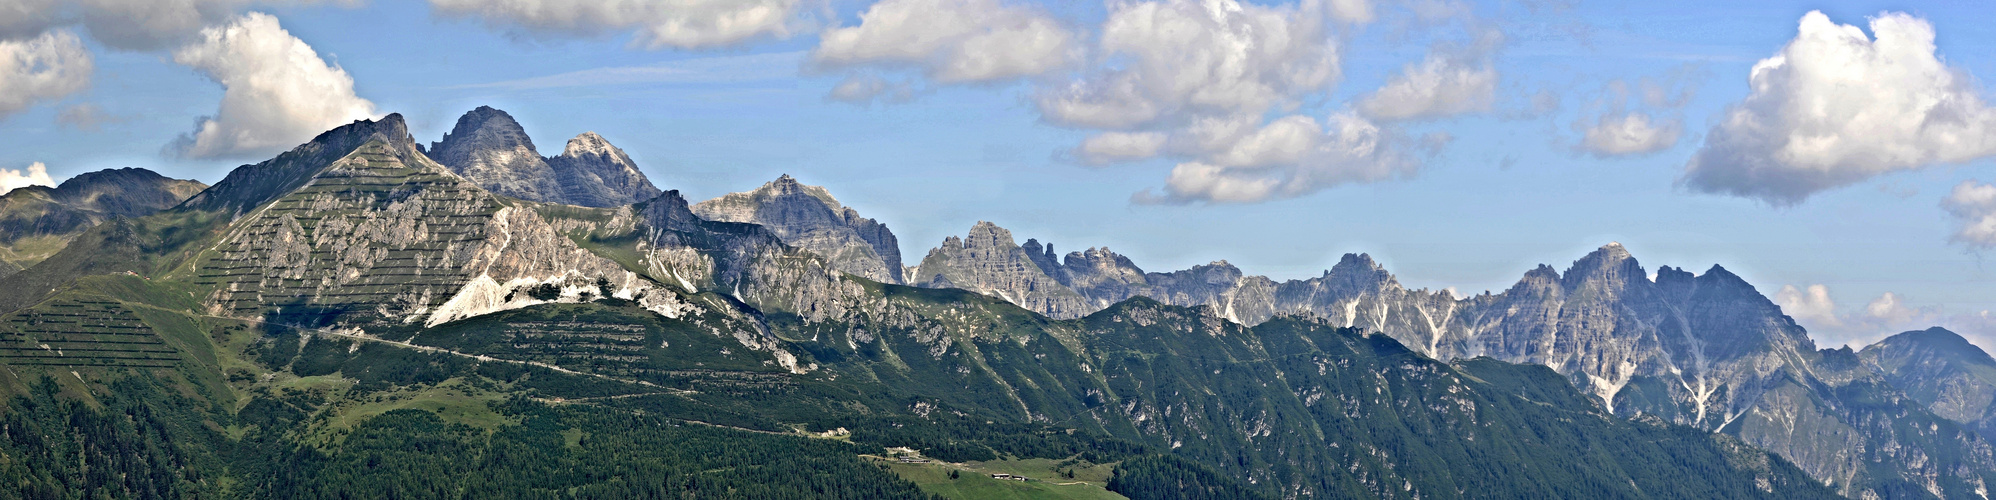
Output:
[
  {"xmin": 0, "ymin": 297, "xmax": 180, "ymax": 369},
  {"xmin": 191, "ymin": 140, "xmax": 501, "ymax": 325},
  {"xmin": 0, "ymin": 110, "xmax": 1910, "ymax": 499}
]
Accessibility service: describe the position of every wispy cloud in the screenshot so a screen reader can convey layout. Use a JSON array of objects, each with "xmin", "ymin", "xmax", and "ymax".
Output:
[
  {"xmin": 1777, "ymin": 283, "xmax": 1996, "ymax": 351},
  {"xmin": 448, "ymin": 51, "xmax": 804, "ymax": 90}
]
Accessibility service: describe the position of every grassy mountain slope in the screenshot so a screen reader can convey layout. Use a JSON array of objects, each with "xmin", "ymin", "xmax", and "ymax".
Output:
[{"xmin": 0, "ymin": 113, "xmax": 1862, "ymax": 499}]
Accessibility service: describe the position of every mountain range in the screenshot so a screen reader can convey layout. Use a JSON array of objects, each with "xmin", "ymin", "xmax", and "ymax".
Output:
[
  {"xmin": 0, "ymin": 107, "xmax": 1988, "ymax": 499},
  {"xmin": 0, "ymin": 167, "xmax": 205, "ymax": 277}
]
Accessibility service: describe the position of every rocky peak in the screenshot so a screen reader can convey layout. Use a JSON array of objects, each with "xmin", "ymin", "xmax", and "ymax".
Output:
[
  {"xmin": 765, "ymin": 173, "xmax": 806, "ymax": 195},
  {"xmin": 427, "ymin": 107, "xmax": 561, "ymax": 204},
  {"xmin": 184, "ymin": 114, "xmax": 419, "ymax": 214},
  {"xmin": 307, "ymin": 113, "xmax": 416, "ymax": 152},
  {"xmin": 1021, "ymin": 238, "xmax": 1061, "ymax": 278},
  {"xmin": 45, "ymin": 168, "xmax": 207, "ymax": 217},
  {"xmin": 433, "ymin": 106, "xmax": 536, "ymax": 154},
  {"xmin": 965, "ymin": 221, "xmax": 1015, "ymax": 250},
  {"xmin": 691, "ymin": 175, "xmax": 901, "ymax": 283},
  {"xmin": 909, "ymin": 221, "xmax": 1090, "ymax": 317},
  {"xmin": 1498, "ymin": 264, "xmax": 1564, "ymax": 299},
  {"xmin": 1162, "ymin": 260, "xmax": 1243, "ymax": 287},
  {"xmin": 1523, "ymin": 263, "xmax": 1560, "ymax": 281},
  {"xmin": 561, "ymin": 131, "xmax": 616, "ymax": 157},
  {"xmin": 1325, "ymin": 253, "xmax": 1396, "ymax": 290},
  {"xmin": 1334, "ymin": 252, "xmax": 1385, "ymax": 272},
  {"xmin": 639, "ymin": 190, "xmax": 704, "ymax": 232},
  {"xmin": 547, "ymin": 131, "xmax": 661, "ymax": 207},
  {"xmin": 0, "ymin": 167, "xmax": 207, "ymax": 269},
  {"xmin": 427, "ymin": 106, "xmax": 660, "ymax": 208},
  {"xmin": 1067, "ymin": 247, "xmax": 1141, "ymax": 274},
  {"xmin": 347, "ymin": 112, "xmax": 415, "ymax": 147},
  {"xmin": 1653, "ymin": 265, "xmax": 1695, "ymax": 285},
  {"xmin": 1689, "ymin": 264, "xmax": 1765, "ymax": 300},
  {"xmin": 1560, "ymin": 242, "xmax": 1645, "ymax": 292},
  {"xmin": 1059, "ymin": 246, "xmax": 1149, "ymax": 299},
  {"xmin": 1862, "ymin": 327, "xmax": 1996, "ymax": 434},
  {"xmin": 1866, "ymin": 327, "xmax": 1996, "ymax": 370}
]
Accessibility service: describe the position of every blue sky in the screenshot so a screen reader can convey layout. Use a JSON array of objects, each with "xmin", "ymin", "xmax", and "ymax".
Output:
[{"xmin": 0, "ymin": 0, "xmax": 1992, "ymax": 349}]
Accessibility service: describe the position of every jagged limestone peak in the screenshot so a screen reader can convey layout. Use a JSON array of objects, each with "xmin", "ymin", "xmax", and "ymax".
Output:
[
  {"xmin": 909, "ymin": 220, "xmax": 1091, "ymax": 317},
  {"xmin": 562, "ymin": 131, "xmax": 616, "ymax": 157},
  {"xmin": 1560, "ymin": 242, "xmax": 1645, "ymax": 290},
  {"xmin": 700, "ymin": 174, "xmax": 844, "ymax": 218},
  {"xmin": 1325, "ymin": 253, "xmax": 1395, "ymax": 288},
  {"xmin": 965, "ymin": 221, "xmax": 1016, "ymax": 248},
  {"xmin": 433, "ymin": 105, "xmax": 536, "ymax": 154},
  {"xmin": 547, "ymin": 130, "xmax": 661, "ymax": 207},
  {"xmin": 427, "ymin": 107, "xmax": 659, "ymax": 207},
  {"xmin": 1067, "ymin": 247, "xmax": 1141, "ymax": 272},
  {"xmin": 692, "ymin": 174, "xmax": 902, "ymax": 283},
  {"xmin": 427, "ymin": 106, "xmax": 561, "ymax": 203}
]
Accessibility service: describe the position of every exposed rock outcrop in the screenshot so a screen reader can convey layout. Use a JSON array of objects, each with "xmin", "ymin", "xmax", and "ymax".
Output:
[
  {"xmin": 427, "ymin": 106, "xmax": 660, "ymax": 207},
  {"xmin": 692, "ymin": 175, "xmax": 903, "ymax": 284},
  {"xmin": 907, "ymin": 229, "xmax": 1996, "ymax": 497},
  {"xmin": 546, "ymin": 131, "xmax": 663, "ymax": 207},
  {"xmin": 191, "ymin": 115, "xmax": 674, "ymax": 330},
  {"xmin": 1863, "ymin": 327, "xmax": 1996, "ymax": 436},
  {"xmin": 908, "ymin": 222, "xmax": 1091, "ymax": 318}
]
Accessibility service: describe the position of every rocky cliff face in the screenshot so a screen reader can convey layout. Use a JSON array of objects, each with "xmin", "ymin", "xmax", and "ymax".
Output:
[
  {"xmin": 188, "ymin": 114, "xmax": 693, "ymax": 334},
  {"xmin": 904, "ymin": 230, "xmax": 1996, "ymax": 497},
  {"xmin": 545, "ymin": 131, "xmax": 663, "ymax": 207},
  {"xmin": 1864, "ymin": 327, "xmax": 1996, "ymax": 435},
  {"xmin": 0, "ymin": 168, "xmax": 205, "ymax": 270},
  {"xmin": 691, "ymin": 175, "xmax": 903, "ymax": 284},
  {"xmin": 6, "ymin": 109, "xmax": 1985, "ymax": 498},
  {"xmin": 427, "ymin": 106, "xmax": 660, "ymax": 208},
  {"xmin": 908, "ymin": 222, "xmax": 1092, "ymax": 318}
]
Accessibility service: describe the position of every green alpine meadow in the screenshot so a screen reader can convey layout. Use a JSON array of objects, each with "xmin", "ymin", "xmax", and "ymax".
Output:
[
  {"xmin": 0, "ymin": 109, "xmax": 1989, "ymax": 499},
  {"xmin": 4, "ymin": 2, "xmax": 1996, "ymax": 497}
]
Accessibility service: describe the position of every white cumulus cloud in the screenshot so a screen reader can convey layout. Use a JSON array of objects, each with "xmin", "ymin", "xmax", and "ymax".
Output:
[
  {"xmin": 168, "ymin": 12, "xmax": 376, "ymax": 159},
  {"xmin": 812, "ymin": 0, "xmax": 1076, "ymax": 85},
  {"xmin": 0, "ymin": 29, "xmax": 92, "ymax": 119},
  {"xmin": 825, "ymin": 74, "xmax": 917, "ymax": 105},
  {"xmin": 1775, "ymin": 284, "xmax": 1842, "ymax": 329},
  {"xmin": 1037, "ymin": 0, "xmax": 1340, "ymax": 130},
  {"xmin": 1943, "ymin": 180, "xmax": 1996, "ymax": 249},
  {"xmin": 1682, "ymin": 11, "xmax": 1996, "ymax": 206},
  {"xmin": 429, "ymin": 0, "xmax": 800, "ymax": 50},
  {"xmin": 1031, "ymin": 0, "xmax": 1429, "ymax": 203},
  {"xmin": 1329, "ymin": 0, "xmax": 1374, "ymax": 24},
  {"xmin": 0, "ymin": 162, "xmax": 57, "ymax": 194},
  {"xmin": 1579, "ymin": 112, "xmax": 1680, "ymax": 157},
  {"xmin": 1775, "ymin": 283, "xmax": 1996, "ymax": 351},
  {"xmin": 1357, "ymin": 45, "xmax": 1496, "ymax": 121},
  {"xmin": 1073, "ymin": 132, "xmax": 1167, "ymax": 166},
  {"xmin": 1137, "ymin": 112, "xmax": 1428, "ymax": 204}
]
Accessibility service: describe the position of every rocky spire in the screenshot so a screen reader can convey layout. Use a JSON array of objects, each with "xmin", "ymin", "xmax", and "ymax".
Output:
[
  {"xmin": 908, "ymin": 221, "xmax": 1090, "ymax": 318},
  {"xmin": 428, "ymin": 107, "xmax": 662, "ymax": 208},
  {"xmin": 428, "ymin": 106, "xmax": 564, "ymax": 204},
  {"xmin": 547, "ymin": 131, "xmax": 663, "ymax": 207}
]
